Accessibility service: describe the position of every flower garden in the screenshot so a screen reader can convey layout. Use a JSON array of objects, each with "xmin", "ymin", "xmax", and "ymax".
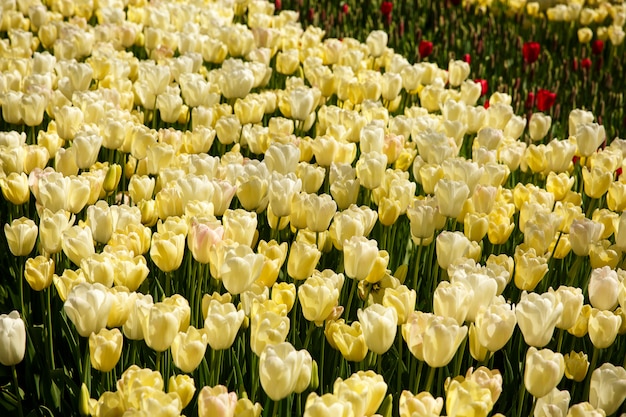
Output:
[{"xmin": 1, "ymin": 0, "xmax": 626, "ymax": 415}]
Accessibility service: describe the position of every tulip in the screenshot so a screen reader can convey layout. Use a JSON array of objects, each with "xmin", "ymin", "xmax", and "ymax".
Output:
[
  {"xmin": 445, "ymin": 378, "xmax": 494, "ymax": 417},
  {"xmin": 24, "ymin": 256, "xmax": 54, "ymax": 291},
  {"xmin": 259, "ymin": 342, "xmax": 312, "ymax": 400},
  {"xmin": 62, "ymin": 225, "xmax": 95, "ymax": 266},
  {"xmin": 219, "ymin": 245, "xmax": 264, "ymax": 295},
  {"xmin": 357, "ymin": 304, "xmax": 398, "ymax": 354},
  {"xmin": 333, "ymin": 371, "xmax": 387, "ymax": 417},
  {"xmin": 516, "ymin": 291, "xmax": 563, "ymax": 347},
  {"xmin": 150, "ymin": 231, "xmax": 185, "ymax": 273},
  {"xmin": 303, "ymin": 393, "xmax": 354, "ymax": 417},
  {"xmin": 298, "ymin": 276, "xmax": 340, "ymax": 325},
  {"xmin": 4, "ymin": 217, "xmax": 38, "ymax": 257},
  {"xmin": 589, "ymin": 363, "xmax": 626, "ymax": 415},
  {"xmin": 564, "ymin": 351, "xmax": 589, "ymax": 382},
  {"xmin": 436, "ymin": 231, "xmax": 481, "ymax": 270},
  {"xmin": 327, "ymin": 320, "xmax": 368, "ymax": 362},
  {"xmin": 382, "ymin": 285, "xmax": 416, "ymax": 325},
  {"xmin": 522, "ymin": 41, "xmax": 541, "ymax": 64},
  {"xmin": 271, "ymin": 282, "xmax": 297, "ymax": 313},
  {"xmin": 197, "ymin": 385, "xmax": 238, "ymax": 417},
  {"xmin": 474, "ymin": 299, "xmax": 517, "ymax": 352},
  {"xmin": 250, "ymin": 310, "xmax": 290, "ymax": 356},
  {"xmin": 168, "ymin": 374, "xmax": 196, "ymax": 409},
  {"xmin": 204, "ymin": 300, "xmax": 244, "ymax": 350},
  {"xmin": 287, "ymin": 241, "xmax": 321, "ymax": 281},
  {"xmin": 64, "ymin": 282, "xmax": 112, "ymax": 337},
  {"xmin": 171, "ymin": 326, "xmax": 208, "ymax": 373},
  {"xmin": 588, "ymin": 266, "xmax": 620, "ymax": 310},
  {"xmin": 89, "ymin": 328, "xmax": 123, "ymax": 372},
  {"xmin": 418, "ymin": 40, "xmax": 433, "ymax": 58},
  {"xmin": 534, "ymin": 388, "xmax": 571, "ymax": 417},
  {"xmin": 524, "ymin": 347, "xmax": 565, "ymax": 399},
  {"xmin": 433, "ymin": 281, "xmax": 472, "ymax": 325},
  {"xmin": 0, "ymin": 311, "xmax": 26, "ymax": 366},
  {"xmin": 0, "ymin": 172, "xmax": 30, "ymax": 205},
  {"xmin": 588, "ymin": 309, "xmax": 622, "ymax": 349},
  {"xmin": 552, "ymin": 286, "xmax": 584, "ymax": 330},
  {"xmin": 141, "ymin": 302, "xmax": 181, "ymax": 352},
  {"xmin": 399, "ymin": 391, "xmax": 444, "ymax": 417}
]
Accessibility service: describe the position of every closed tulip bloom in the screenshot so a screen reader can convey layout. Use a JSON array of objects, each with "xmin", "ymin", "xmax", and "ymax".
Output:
[
  {"xmin": 204, "ymin": 300, "xmax": 244, "ymax": 350},
  {"xmin": 1, "ymin": 172, "xmax": 30, "ymax": 205},
  {"xmin": 288, "ymin": 86, "xmax": 318, "ymax": 121},
  {"xmin": 219, "ymin": 64, "xmax": 255, "ymax": 100},
  {"xmin": 268, "ymin": 173, "xmax": 302, "ymax": 218},
  {"xmin": 569, "ymin": 218, "xmax": 605, "ymax": 257},
  {"xmin": 141, "ymin": 302, "xmax": 180, "ymax": 352},
  {"xmin": 448, "ymin": 59, "xmax": 471, "ymax": 87},
  {"xmin": 56, "ymin": 105, "xmax": 84, "ymax": 140},
  {"xmin": 64, "ymin": 282, "xmax": 112, "ymax": 337},
  {"xmin": 588, "ymin": 266, "xmax": 620, "ymax": 310},
  {"xmin": 422, "ymin": 315, "xmax": 468, "ymax": 368},
  {"xmin": 435, "ymin": 179, "xmax": 470, "ymax": 219},
  {"xmin": 150, "ymin": 231, "xmax": 185, "ymax": 273},
  {"xmin": 287, "ymin": 241, "xmax": 321, "ymax": 281},
  {"xmin": 24, "ymin": 255, "xmax": 54, "ymax": 291},
  {"xmin": 516, "ymin": 291, "xmax": 563, "ymax": 347},
  {"xmin": 524, "ymin": 347, "xmax": 565, "ymax": 399},
  {"xmin": 128, "ymin": 175, "xmax": 156, "ymax": 203},
  {"xmin": 197, "ymin": 385, "xmax": 238, "ymax": 417},
  {"xmin": 407, "ymin": 199, "xmax": 440, "ymax": 240},
  {"xmin": 382, "ymin": 285, "xmax": 416, "ymax": 325},
  {"xmin": 565, "ymin": 402, "xmax": 606, "ymax": 417},
  {"xmin": 356, "ymin": 152, "xmax": 388, "ymax": 190},
  {"xmin": 250, "ymin": 310, "xmax": 290, "ymax": 356},
  {"xmin": 582, "ymin": 166, "xmax": 612, "ymax": 199},
  {"xmin": 73, "ymin": 131, "xmax": 103, "ymax": 169},
  {"xmin": 475, "ymin": 298, "xmax": 516, "ymax": 352},
  {"xmin": 563, "ymin": 351, "xmax": 589, "ymax": 382},
  {"xmin": 168, "ymin": 374, "xmax": 196, "ymax": 409},
  {"xmin": 304, "ymin": 193, "xmax": 337, "ymax": 233},
  {"xmin": 607, "ymin": 181, "xmax": 626, "ymax": 212},
  {"xmin": 89, "ymin": 328, "xmax": 123, "ymax": 372},
  {"xmin": 265, "ymin": 143, "xmax": 301, "ymax": 175},
  {"xmin": 298, "ymin": 276, "xmax": 340, "ymax": 325},
  {"xmin": 0, "ymin": 311, "xmax": 26, "ymax": 366},
  {"xmin": 433, "ymin": 281, "xmax": 472, "ymax": 325},
  {"xmin": 546, "ymin": 172, "xmax": 575, "ymax": 202},
  {"xmin": 333, "ymin": 370, "xmax": 387, "ymax": 417},
  {"xmin": 588, "ymin": 308, "xmax": 622, "ymax": 349},
  {"xmin": 271, "ymin": 282, "xmax": 297, "ymax": 313},
  {"xmin": 4, "ymin": 217, "xmax": 37, "ymax": 256},
  {"xmin": 534, "ymin": 388, "xmax": 571, "ymax": 417},
  {"xmin": 436, "ymin": 231, "xmax": 481, "ymax": 270},
  {"xmin": 62, "ymin": 225, "xmax": 95, "ymax": 266},
  {"xmin": 529, "ymin": 112, "xmax": 552, "ymax": 142},
  {"xmin": 549, "ymin": 286, "xmax": 584, "ymax": 330},
  {"xmin": 220, "ymin": 245, "xmax": 264, "ymax": 295},
  {"xmin": 357, "ymin": 304, "xmax": 398, "ymax": 354},
  {"xmin": 123, "ymin": 293, "xmax": 154, "ymax": 341},
  {"xmin": 399, "ymin": 390, "xmax": 444, "ymax": 417},
  {"xmin": 589, "ymin": 363, "xmax": 626, "ymax": 416},
  {"xmin": 86, "ymin": 200, "xmax": 113, "ymax": 244},
  {"xmin": 575, "ymin": 123, "xmax": 605, "ymax": 157},
  {"xmin": 328, "ymin": 320, "xmax": 368, "ymax": 362},
  {"xmin": 381, "ymin": 72, "xmax": 403, "ymax": 101},
  {"xmin": 303, "ymin": 393, "xmax": 355, "ymax": 417},
  {"xmin": 112, "ymin": 252, "xmax": 150, "ymax": 292},
  {"xmin": 445, "ymin": 378, "xmax": 494, "ymax": 417},
  {"xmin": 514, "ymin": 246, "xmax": 549, "ymax": 291},
  {"xmin": 343, "ymin": 236, "xmax": 386, "ymax": 282},
  {"xmin": 171, "ymin": 326, "xmax": 208, "ymax": 373},
  {"xmin": 260, "ymin": 341, "xmax": 312, "ymax": 400}
]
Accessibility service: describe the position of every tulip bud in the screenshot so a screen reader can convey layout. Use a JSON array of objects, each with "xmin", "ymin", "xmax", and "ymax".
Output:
[{"xmin": 0, "ymin": 311, "xmax": 26, "ymax": 366}]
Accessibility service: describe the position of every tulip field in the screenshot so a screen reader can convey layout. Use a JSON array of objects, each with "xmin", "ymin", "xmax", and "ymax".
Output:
[{"xmin": 3, "ymin": 0, "xmax": 626, "ymax": 416}]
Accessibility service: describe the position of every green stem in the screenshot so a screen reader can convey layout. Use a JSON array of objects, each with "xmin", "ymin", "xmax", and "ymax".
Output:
[
  {"xmin": 46, "ymin": 288, "xmax": 55, "ymax": 369},
  {"xmin": 583, "ymin": 347, "xmax": 600, "ymax": 401},
  {"xmin": 156, "ymin": 350, "xmax": 162, "ymax": 374},
  {"xmin": 516, "ymin": 383, "xmax": 527, "ymax": 417},
  {"xmin": 12, "ymin": 365, "xmax": 24, "ymax": 417},
  {"xmin": 424, "ymin": 364, "xmax": 436, "ymax": 394}
]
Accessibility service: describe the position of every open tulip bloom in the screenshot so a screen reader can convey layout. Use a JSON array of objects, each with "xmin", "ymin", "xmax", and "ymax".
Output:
[{"xmin": 3, "ymin": 0, "xmax": 626, "ymax": 416}]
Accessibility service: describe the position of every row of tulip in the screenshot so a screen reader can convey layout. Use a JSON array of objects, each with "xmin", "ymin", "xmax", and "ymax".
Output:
[{"xmin": 1, "ymin": 0, "xmax": 626, "ymax": 416}]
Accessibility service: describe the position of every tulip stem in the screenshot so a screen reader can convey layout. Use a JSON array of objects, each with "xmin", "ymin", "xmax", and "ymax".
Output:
[
  {"xmin": 45, "ymin": 288, "xmax": 56, "ymax": 369},
  {"xmin": 11, "ymin": 365, "xmax": 23, "ymax": 417},
  {"xmin": 516, "ymin": 383, "xmax": 526, "ymax": 417},
  {"xmin": 424, "ymin": 365, "xmax": 436, "ymax": 395},
  {"xmin": 583, "ymin": 347, "xmax": 600, "ymax": 401}
]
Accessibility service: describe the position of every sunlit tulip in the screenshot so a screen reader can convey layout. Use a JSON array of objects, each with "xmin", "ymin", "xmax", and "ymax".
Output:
[
  {"xmin": 534, "ymin": 388, "xmax": 571, "ymax": 417},
  {"xmin": 204, "ymin": 300, "xmax": 245, "ymax": 350},
  {"xmin": 588, "ymin": 363, "xmax": 626, "ymax": 415},
  {"xmin": 64, "ymin": 282, "xmax": 112, "ymax": 337},
  {"xmin": 150, "ymin": 231, "xmax": 185, "ymax": 273},
  {"xmin": 89, "ymin": 328, "xmax": 123, "ymax": 372},
  {"xmin": 445, "ymin": 378, "xmax": 494, "ymax": 417},
  {"xmin": 529, "ymin": 112, "xmax": 552, "ymax": 142},
  {"xmin": 23, "ymin": 255, "xmax": 54, "ymax": 291},
  {"xmin": 298, "ymin": 276, "xmax": 340, "ymax": 325},
  {"xmin": 588, "ymin": 308, "xmax": 622, "ymax": 349},
  {"xmin": 168, "ymin": 374, "xmax": 196, "ymax": 409},
  {"xmin": 197, "ymin": 385, "xmax": 238, "ymax": 417},
  {"xmin": 260, "ymin": 341, "xmax": 312, "ymax": 401},
  {"xmin": 552, "ymin": 286, "xmax": 584, "ymax": 330},
  {"xmin": 565, "ymin": 402, "xmax": 606, "ymax": 417},
  {"xmin": 112, "ymin": 252, "xmax": 150, "ymax": 292},
  {"xmin": 448, "ymin": 59, "xmax": 471, "ymax": 87},
  {"xmin": 382, "ymin": 285, "xmax": 416, "ymax": 325},
  {"xmin": 0, "ymin": 172, "xmax": 30, "ymax": 205},
  {"xmin": 287, "ymin": 240, "xmax": 321, "ymax": 280},
  {"xmin": 4, "ymin": 217, "xmax": 37, "ymax": 257},
  {"xmin": 516, "ymin": 291, "xmax": 563, "ymax": 347},
  {"xmin": 588, "ymin": 266, "xmax": 620, "ymax": 310},
  {"xmin": 436, "ymin": 231, "xmax": 481, "ymax": 270},
  {"xmin": 0, "ymin": 311, "xmax": 26, "ymax": 366},
  {"xmin": 513, "ymin": 245, "xmax": 549, "ymax": 291},
  {"xmin": 171, "ymin": 326, "xmax": 208, "ymax": 373},
  {"xmin": 524, "ymin": 347, "xmax": 565, "ymax": 399},
  {"xmin": 399, "ymin": 390, "xmax": 444, "ymax": 417},
  {"xmin": 564, "ymin": 351, "xmax": 589, "ymax": 382},
  {"xmin": 61, "ymin": 225, "xmax": 95, "ymax": 266},
  {"xmin": 141, "ymin": 302, "xmax": 180, "ymax": 352},
  {"xmin": 81, "ymin": 252, "xmax": 115, "ymax": 287},
  {"xmin": 303, "ymin": 392, "xmax": 355, "ymax": 417},
  {"xmin": 250, "ymin": 309, "xmax": 290, "ymax": 356},
  {"xmin": 333, "ymin": 371, "xmax": 387, "ymax": 417},
  {"xmin": 433, "ymin": 281, "xmax": 472, "ymax": 325},
  {"xmin": 357, "ymin": 304, "xmax": 398, "ymax": 354},
  {"xmin": 327, "ymin": 320, "xmax": 368, "ymax": 362},
  {"xmin": 343, "ymin": 236, "xmax": 388, "ymax": 282}
]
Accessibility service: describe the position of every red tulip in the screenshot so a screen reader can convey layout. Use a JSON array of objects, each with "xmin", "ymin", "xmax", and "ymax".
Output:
[
  {"xmin": 616, "ymin": 167, "xmax": 623, "ymax": 179},
  {"xmin": 463, "ymin": 53, "xmax": 471, "ymax": 64},
  {"xmin": 581, "ymin": 58, "xmax": 592, "ymax": 70},
  {"xmin": 381, "ymin": 1, "xmax": 393, "ymax": 16},
  {"xmin": 275, "ymin": 0, "xmax": 281, "ymax": 10},
  {"xmin": 475, "ymin": 79, "xmax": 488, "ymax": 96},
  {"xmin": 536, "ymin": 89, "xmax": 556, "ymax": 112},
  {"xmin": 341, "ymin": 3, "xmax": 349, "ymax": 13},
  {"xmin": 419, "ymin": 40, "xmax": 433, "ymax": 58},
  {"xmin": 483, "ymin": 99, "xmax": 490, "ymax": 109},
  {"xmin": 307, "ymin": 7, "xmax": 315, "ymax": 22},
  {"xmin": 591, "ymin": 40, "xmax": 604, "ymax": 55},
  {"xmin": 522, "ymin": 41, "xmax": 541, "ymax": 64}
]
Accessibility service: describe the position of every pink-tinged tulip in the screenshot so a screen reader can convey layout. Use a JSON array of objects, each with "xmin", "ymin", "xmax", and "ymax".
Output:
[{"xmin": 197, "ymin": 385, "xmax": 238, "ymax": 417}]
